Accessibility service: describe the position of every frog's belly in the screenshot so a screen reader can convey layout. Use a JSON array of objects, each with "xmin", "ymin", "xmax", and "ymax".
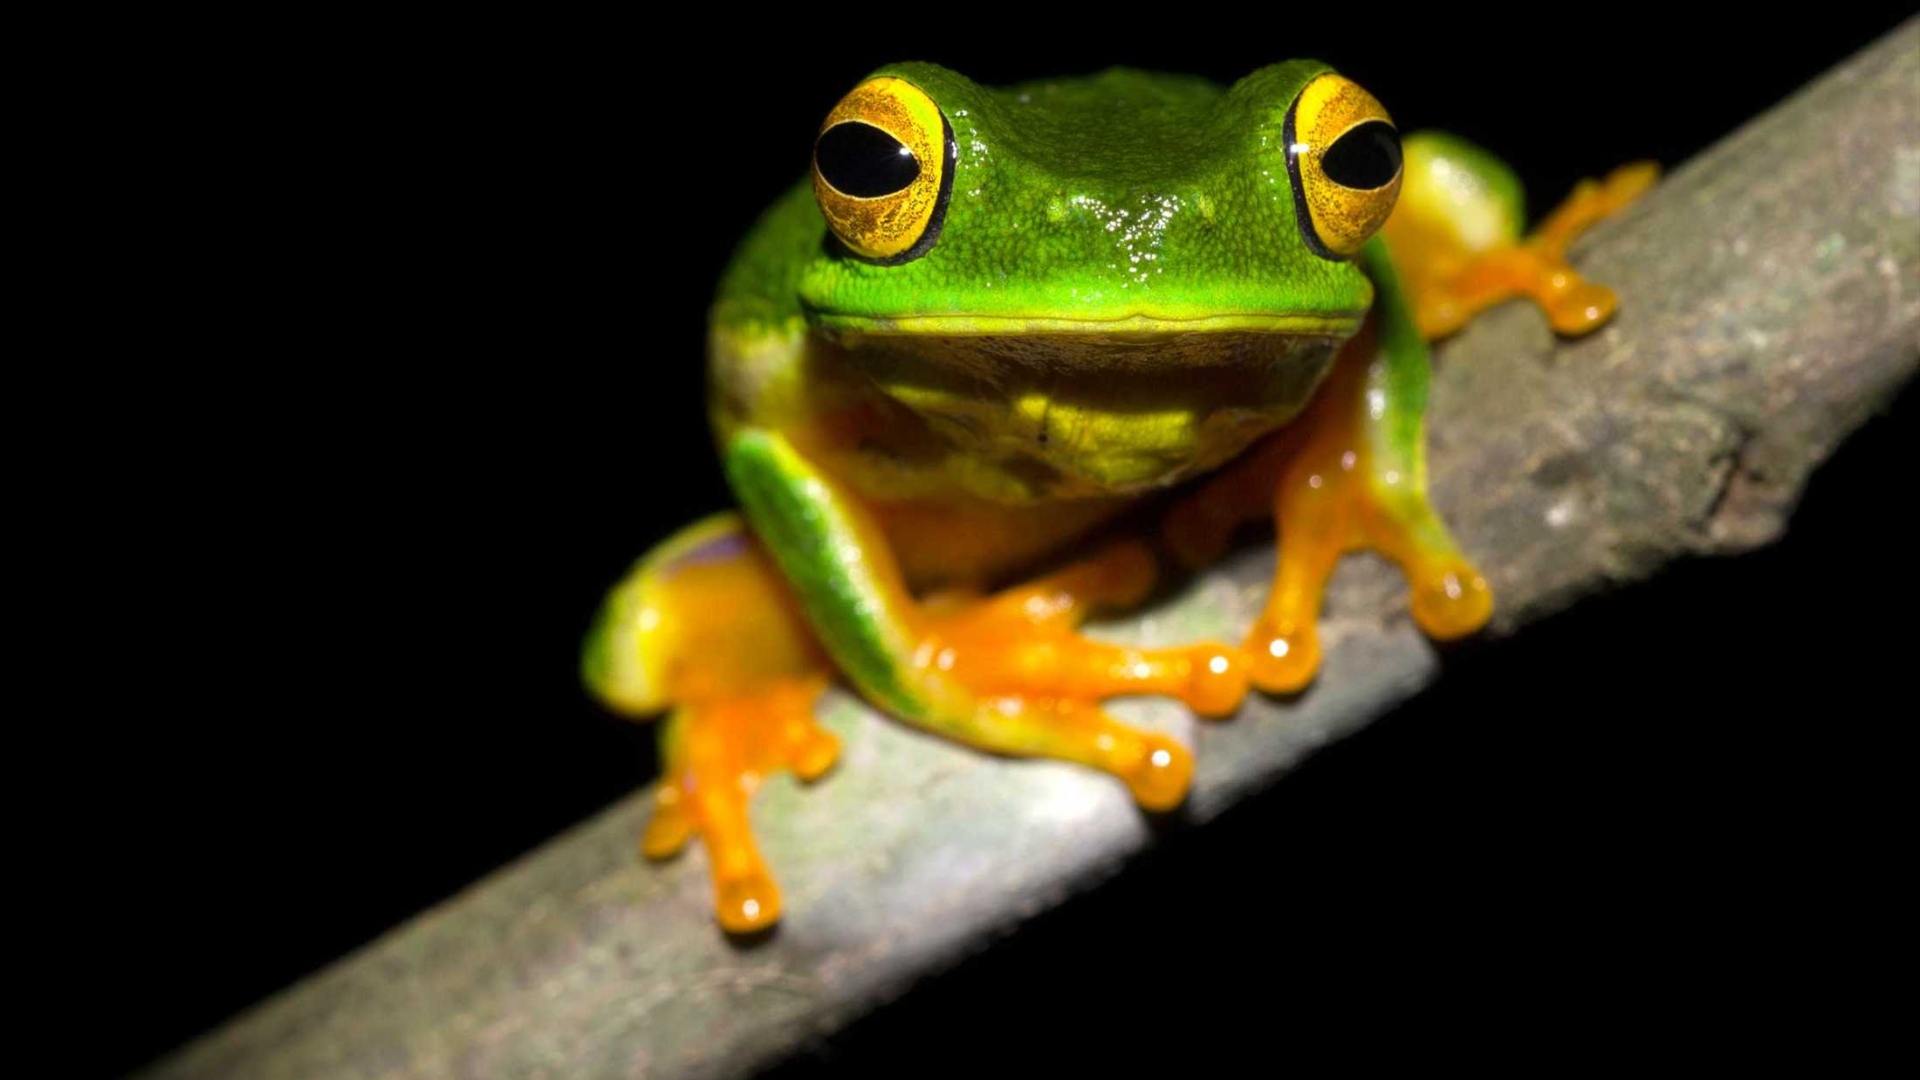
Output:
[
  {"xmin": 870, "ymin": 493, "xmax": 1135, "ymax": 587},
  {"xmin": 832, "ymin": 330, "xmax": 1346, "ymax": 502}
]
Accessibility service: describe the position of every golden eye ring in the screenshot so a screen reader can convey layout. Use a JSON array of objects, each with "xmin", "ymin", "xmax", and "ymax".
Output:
[
  {"xmin": 812, "ymin": 76, "xmax": 954, "ymax": 265},
  {"xmin": 1283, "ymin": 73, "xmax": 1403, "ymax": 260}
]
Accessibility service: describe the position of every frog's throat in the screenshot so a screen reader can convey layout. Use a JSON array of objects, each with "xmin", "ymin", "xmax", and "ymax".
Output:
[
  {"xmin": 812, "ymin": 323, "xmax": 1355, "ymax": 500},
  {"xmin": 811, "ymin": 312, "xmax": 1363, "ymax": 338}
]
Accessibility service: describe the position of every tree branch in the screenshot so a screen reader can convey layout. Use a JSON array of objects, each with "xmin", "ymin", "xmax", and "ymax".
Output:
[{"xmin": 143, "ymin": 19, "xmax": 1918, "ymax": 1080}]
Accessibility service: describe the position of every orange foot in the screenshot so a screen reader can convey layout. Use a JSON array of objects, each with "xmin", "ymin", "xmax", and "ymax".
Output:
[
  {"xmin": 1166, "ymin": 328, "xmax": 1491, "ymax": 694},
  {"xmin": 644, "ymin": 677, "xmax": 838, "ymax": 934},
  {"xmin": 915, "ymin": 541, "xmax": 1247, "ymax": 809}
]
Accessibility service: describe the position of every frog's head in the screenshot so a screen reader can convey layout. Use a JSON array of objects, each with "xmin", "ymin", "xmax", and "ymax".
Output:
[{"xmin": 794, "ymin": 61, "xmax": 1407, "ymax": 496}]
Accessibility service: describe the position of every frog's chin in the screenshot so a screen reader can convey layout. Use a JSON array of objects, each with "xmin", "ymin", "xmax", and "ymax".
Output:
[{"xmin": 815, "ymin": 318, "xmax": 1360, "ymax": 498}]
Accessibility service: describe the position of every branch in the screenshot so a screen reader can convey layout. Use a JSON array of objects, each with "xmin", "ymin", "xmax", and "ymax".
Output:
[{"xmin": 143, "ymin": 21, "xmax": 1919, "ymax": 1080}]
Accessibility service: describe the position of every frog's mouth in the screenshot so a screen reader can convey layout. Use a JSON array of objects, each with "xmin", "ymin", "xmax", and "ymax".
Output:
[
  {"xmin": 813, "ymin": 312, "xmax": 1362, "ymax": 338},
  {"xmin": 815, "ymin": 311, "xmax": 1365, "ymax": 498}
]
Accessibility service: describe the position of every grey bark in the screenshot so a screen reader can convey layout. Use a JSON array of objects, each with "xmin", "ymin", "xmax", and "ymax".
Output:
[{"xmin": 141, "ymin": 19, "xmax": 1919, "ymax": 1080}]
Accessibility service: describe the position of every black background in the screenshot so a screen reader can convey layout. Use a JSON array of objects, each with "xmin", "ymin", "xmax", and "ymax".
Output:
[{"xmin": 89, "ymin": 11, "xmax": 1913, "ymax": 1077}]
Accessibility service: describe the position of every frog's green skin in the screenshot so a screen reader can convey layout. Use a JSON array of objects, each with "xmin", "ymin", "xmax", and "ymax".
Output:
[
  {"xmin": 693, "ymin": 58, "xmax": 1466, "ymax": 748},
  {"xmin": 710, "ymin": 61, "xmax": 1377, "ymax": 508},
  {"xmin": 719, "ymin": 63, "xmax": 1372, "ymax": 332},
  {"xmin": 580, "ymin": 61, "xmax": 1558, "ymax": 932}
]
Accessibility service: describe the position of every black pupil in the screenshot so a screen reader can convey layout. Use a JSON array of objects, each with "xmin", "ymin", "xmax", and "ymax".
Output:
[
  {"xmin": 815, "ymin": 122, "xmax": 920, "ymax": 198},
  {"xmin": 1321, "ymin": 121, "xmax": 1401, "ymax": 190}
]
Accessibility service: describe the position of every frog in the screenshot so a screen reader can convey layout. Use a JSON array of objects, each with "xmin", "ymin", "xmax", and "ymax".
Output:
[{"xmin": 582, "ymin": 61, "xmax": 1655, "ymax": 933}]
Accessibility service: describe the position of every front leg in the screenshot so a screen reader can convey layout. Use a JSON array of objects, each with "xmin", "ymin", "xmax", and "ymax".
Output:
[
  {"xmin": 1166, "ymin": 238, "xmax": 1491, "ymax": 692},
  {"xmin": 726, "ymin": 429, "xmax": 1248, "ymax": 810}
]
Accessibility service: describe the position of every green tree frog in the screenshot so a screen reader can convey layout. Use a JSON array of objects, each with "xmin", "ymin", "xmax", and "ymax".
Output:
[{"xmin": 582, "ymin": 61, "xmax": 1654, "ymax": 932}]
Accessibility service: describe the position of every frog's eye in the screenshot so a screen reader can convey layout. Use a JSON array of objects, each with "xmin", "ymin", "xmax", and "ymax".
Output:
[
  {"xmin": 1283, "ymin": 73, "xmax": 1403, "ymax": 260},
  {"xmin": 812, "ymin": 76, "xmax": 954, "ymax": 264}
]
